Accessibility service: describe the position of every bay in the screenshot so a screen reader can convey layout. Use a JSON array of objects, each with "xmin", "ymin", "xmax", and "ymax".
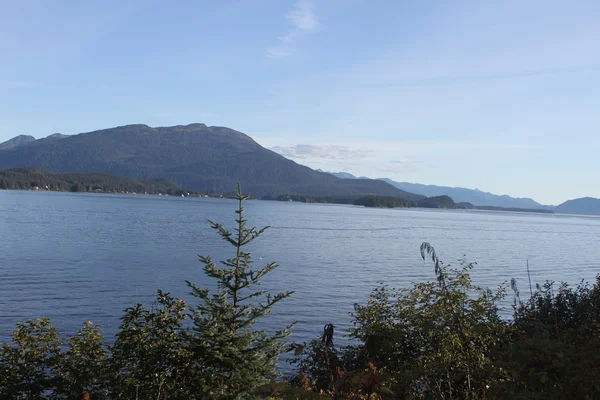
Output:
[{"xmin": 1, "ymin": 190, "xmax": 599, "ymax": 347}]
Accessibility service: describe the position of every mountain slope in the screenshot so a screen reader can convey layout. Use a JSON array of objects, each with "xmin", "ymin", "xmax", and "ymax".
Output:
[
  {"xmin": 0, "ymin": 124, "xmax": 422, "ymax": 199},
  {"xmin": 0, "ymin": 135, "xmax": 36, "ymax": 150},
  {"xmin": 555, "ymin": 197, "xmax": 600, "ymax": 215}
]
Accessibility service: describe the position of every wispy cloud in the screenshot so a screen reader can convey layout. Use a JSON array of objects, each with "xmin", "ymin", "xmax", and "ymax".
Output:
[
  {"xmin": 287, "ymin": 1, "xmax": 319, "ymax": 31},
  {"xmin": 270, "ymin": 144, "xmax": 371, "ymax": 160},
  {"xmin": 267, "ymin": 1, "xmax": 320, "ymax": 59},
  {"xmin": 266, "ymin": 47, "xmax": 294, "ymax": 59}
]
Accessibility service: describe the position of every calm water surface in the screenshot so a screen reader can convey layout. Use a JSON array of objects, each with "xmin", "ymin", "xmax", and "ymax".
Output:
[{"xmin": 1, "ymin": 190, "xmax": 600, "ymax": 346}]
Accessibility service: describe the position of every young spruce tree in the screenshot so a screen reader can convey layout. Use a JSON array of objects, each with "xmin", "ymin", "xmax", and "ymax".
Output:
[{"xmin": 186, "ymin": 184, "xmax": 294, "ymax": 399}]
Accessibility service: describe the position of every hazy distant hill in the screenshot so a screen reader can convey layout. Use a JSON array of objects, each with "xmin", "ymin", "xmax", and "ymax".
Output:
[
  {"xmin": 379, "ymin": 179, "xmax": 545, "ymax": 209},
  {"xmin": 0, "ymin": 135, "xmax": 35, "ymax": 150},
  {"xmin": 555, "ymin": 197, "xmax": 600, "ymax": 215},
  {"xmin": 0, "ymin": 124, "xmax": 421, "ymax": 199},
  {"xmin": 319, "ymin": 170, "xmax": 545, "ymax": 208},
  {"xmin": 316, "ymin": 170, "xmax": 371, "ymax": 180},
  {"xmin": 323, "ymin": 171, "xmax": 358, "ymax": 180}
]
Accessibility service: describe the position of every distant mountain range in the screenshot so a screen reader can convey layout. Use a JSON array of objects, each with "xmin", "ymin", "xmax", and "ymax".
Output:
[
  {"xmin": 0, "ymin": 124, "xmax": 420, "ymax": 200},
  {"xmin": 319, "ymin": 170, "xmax": 545, "ymax": 209},
  {"xmin": 319, "ymin": 170, "xmax": 600, "ymax": 216},
  {"xmin": 1, "ymin": 125, "xmax": 598, "ymax": 215},
  {"xmin": 378, "ymin": 178, "xmax": 545, "ymax": 209}
]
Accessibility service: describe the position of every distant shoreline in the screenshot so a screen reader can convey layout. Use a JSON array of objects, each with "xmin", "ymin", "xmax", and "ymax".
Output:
[
  {"xmin": 4, "ymin": 188, "xmax": 598, "ymax": 217},
  {"xmin": 0, "ymin": 187, "xmax": 218, "ymax": 198}
]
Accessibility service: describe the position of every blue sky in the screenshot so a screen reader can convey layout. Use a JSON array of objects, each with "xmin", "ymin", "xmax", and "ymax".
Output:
[{"xmin": 1, "ymin": 0, "xmax": 599, "ymax": 205}]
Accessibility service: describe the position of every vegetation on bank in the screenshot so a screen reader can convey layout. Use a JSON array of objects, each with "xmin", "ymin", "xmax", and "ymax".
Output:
[
  {"xmin": 415, "ymin": 195, "xmax": 455, "ymax": 209},
  {"xmin": 1, "ymin": 186, "xmax": 599, "ymax": 399},
  {"xmin": 0, "ymin": 168, "xmax": 202, "ymax": 196},
  {"xmin": 355, "ymin": 195, "xmax": 414, "ymax": 208},
  {"xmin": 262, "ymin": 194, "xmax": 363, "ymax": 205}
]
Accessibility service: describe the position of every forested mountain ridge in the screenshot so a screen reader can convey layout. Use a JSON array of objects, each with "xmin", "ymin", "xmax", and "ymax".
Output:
[{"xmin": 0, "ymin": 124, "xmax": 421, "ymax": 199}]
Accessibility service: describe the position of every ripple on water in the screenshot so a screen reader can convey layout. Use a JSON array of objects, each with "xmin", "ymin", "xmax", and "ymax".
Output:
[{"xmin": 1, "ymin": 191, "xmax": 599, "ymax": 350}]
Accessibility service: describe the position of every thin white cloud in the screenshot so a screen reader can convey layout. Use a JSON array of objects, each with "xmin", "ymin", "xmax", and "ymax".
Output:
[
  {"xmin": 266, "ymin": 47, "xmax": 294, "ymax": 59},
  {"xmin": 287, "ymin": 1, "xmax": 319, "ymax": 31},
  {"xmin": 270, "ymin": 144, "xmax": 371, "ymax": 160},
  {"xmin": 267, "ymin": 1, "xmax": 320, "ymax": 59}
]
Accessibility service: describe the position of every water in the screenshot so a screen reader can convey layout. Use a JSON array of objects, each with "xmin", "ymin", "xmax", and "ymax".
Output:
[{"xmin": 1, "ymin": 190, "xmax": 600, "ymax": 348}]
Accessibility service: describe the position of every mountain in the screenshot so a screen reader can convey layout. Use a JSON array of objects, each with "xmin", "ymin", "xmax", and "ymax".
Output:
[
  {"xmin": 378, "ymin": 179, "xmax": 544, "ymax": 209},
  {"xmin": 555, "ymin": 197, "xmax": 600, "ymax": 215},
  {"xmin": 0, "ymin": 124, "xmax": 422, "ymax": 199},
  {"xmin": 320, "ymin": 171, "xmax": 544, "ymax": 208},
  {"xmin": 0, "ymin": 135, "xmax": 36, "ymax": 150}
]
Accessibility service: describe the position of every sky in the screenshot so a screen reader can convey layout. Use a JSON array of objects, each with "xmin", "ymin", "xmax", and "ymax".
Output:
[{"xmin": 1, "ymin": 0, "xmax": 599, "ymax": 205}]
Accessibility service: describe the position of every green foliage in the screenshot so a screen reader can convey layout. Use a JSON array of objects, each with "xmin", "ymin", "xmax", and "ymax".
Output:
[
  {"xmin": 186, "ymin": 184, "xmax": 294, "ymax": 398},
  {"xmin": 55, "ymin": 322, "xmax": 109, "ymax": 399},
  {"xmin": 351, "ymin": 246, "xmax": 508, "ymax": 398},
  {"xmin": 492, "ymin": 278, "xmax": 600, "ymax": 398},
  {"xmin": 0, "ymin": 317, "xmax": 62, "ymax": 399},
  {"xmin": 288, "ymin": 325, "xmax": 341, "ymax": 393},
  {"xmin": 291, "ymin": 244, "xmax": 510, "ymax": 399},
  {"xmin": 110, "ymin": 291, "xmax": 193, "ymax": 399}
]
